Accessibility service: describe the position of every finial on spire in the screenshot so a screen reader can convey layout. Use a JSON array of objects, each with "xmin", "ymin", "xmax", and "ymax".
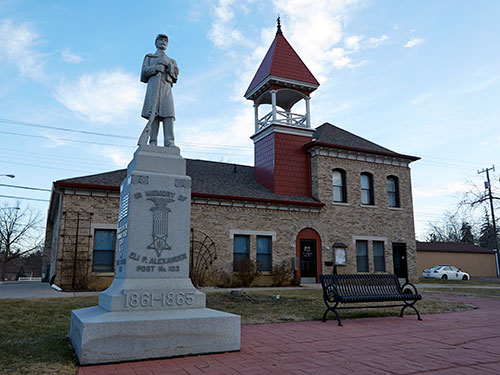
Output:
[{"xmin": 276, "ymin": 15, "xmax": 283, "ymax": 35}]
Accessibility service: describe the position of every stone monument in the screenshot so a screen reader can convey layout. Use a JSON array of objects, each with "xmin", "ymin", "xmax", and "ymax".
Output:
[{"xmin": 69, "ymin": 34, "xmax": 240, "ymax": 365}]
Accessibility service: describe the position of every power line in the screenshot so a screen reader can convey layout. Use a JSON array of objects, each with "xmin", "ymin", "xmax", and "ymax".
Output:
[
  {"xmin": 0, "ymin": 117, "xmax": 135, "ymax": 140},
  {"xmin": 0, "ymin": 159, "xmax": 95, "ymax": 174},
  {"xmin": 0, "ymin": 183, "xmax": 51, "ymax": 192},
  {"xmin": 0, "ymin": 130, "xmax": 134, "ymax": 148},
  {"xmin": 0, "ymin": 194, "xmax": 49, "ymax": 202}
]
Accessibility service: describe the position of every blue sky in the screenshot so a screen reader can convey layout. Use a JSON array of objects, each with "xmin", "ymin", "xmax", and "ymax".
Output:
[{"xmin": 0, "ymin": 0, "xmax": 499, "ymax": 239}]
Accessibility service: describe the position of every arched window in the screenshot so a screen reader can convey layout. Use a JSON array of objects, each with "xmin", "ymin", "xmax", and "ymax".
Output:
[
  {"xmin": 387, "ymin": 176, "xmax": 400, "ymax": 207},
  {"xmin": 332, "ymin": 169, "xmax": 347, "ymax": 203},
  {"xmin": 360, "ymin": 172, "xmax": 374, "ymax": 205}
]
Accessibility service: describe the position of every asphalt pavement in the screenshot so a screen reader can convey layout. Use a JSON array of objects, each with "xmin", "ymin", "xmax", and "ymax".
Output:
[{"xmin": 0, "ymin": 281, "xmax": 98, "ymax": 299}]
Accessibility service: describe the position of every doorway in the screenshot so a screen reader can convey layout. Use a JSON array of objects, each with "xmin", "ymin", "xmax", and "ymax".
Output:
[
  {"xmin": 392, "ymin": 243, "xmax": 408, "ymax": 280},
  {"xmin": 300, "ymin": 239, "xmax": 317, "ymax": 283}
]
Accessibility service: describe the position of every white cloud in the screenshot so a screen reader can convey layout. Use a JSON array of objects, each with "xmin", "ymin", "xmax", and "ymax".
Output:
[
  {"xmin": 97, "ymin": 147, "xmax": 130, "ymax": 167},
  {"xmin": 54, "ymin": 70, "xmax": 143, "ymax": 123},
  {"xmin": 208, "ymin": 0, "xmax": 252, "ymax": 49},
  {"xmin": 345, "ymin": 34, "xmax": 388, "ymax": 51},
  {"xmin": 404, "ymin": 37, "xmax": 425, "ymax": 48},
  {"xmin": 345, "ymin": 35, "xmax": 363, "ymax": 51},
  {"xmin": 61, "ymin": 48, "xmax": 82, "ymax": 64},
  {"xmin": 366, "ymin": 34, "xmax": 388, "ymax": 48},
  {"xmin": 0, "ymin": 18, "xmax": 46, "ymax": 80}
]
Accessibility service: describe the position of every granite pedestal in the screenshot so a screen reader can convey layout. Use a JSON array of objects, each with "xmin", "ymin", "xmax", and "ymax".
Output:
[{"xmin": 70, "ymin": 145, "xmax": 240, "ymax": 365}]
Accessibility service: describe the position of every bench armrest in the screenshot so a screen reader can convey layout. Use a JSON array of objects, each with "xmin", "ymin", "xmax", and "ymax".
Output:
[
  {"xmin": 323, "ymin": 284, "xmax": 340, "ymax": 303},
  {"xmin": 401, "ymin": 282, "xmax": 419, "ymax": 296}
]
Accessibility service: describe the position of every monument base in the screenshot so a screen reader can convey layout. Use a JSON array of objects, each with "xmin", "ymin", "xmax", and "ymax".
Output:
[{"xmin": 70, "ymin": 306, "xmax": 240, "ymax": 365}]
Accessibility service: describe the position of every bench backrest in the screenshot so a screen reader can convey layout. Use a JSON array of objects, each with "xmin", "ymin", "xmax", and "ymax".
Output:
[{"xmin": 320, "ymin": 274, "xmax": 403, "ymax": 297}]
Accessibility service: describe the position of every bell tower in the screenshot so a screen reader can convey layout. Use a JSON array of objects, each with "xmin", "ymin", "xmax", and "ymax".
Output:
[{"xmin": 245, "ymin": 18, "xmax": 320, "ymax": 196}]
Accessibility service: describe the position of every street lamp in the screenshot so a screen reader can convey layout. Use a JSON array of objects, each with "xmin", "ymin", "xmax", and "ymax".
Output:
[{"xmin": 0, "ymin": 174, "xmax": 15, "ymax": 178}]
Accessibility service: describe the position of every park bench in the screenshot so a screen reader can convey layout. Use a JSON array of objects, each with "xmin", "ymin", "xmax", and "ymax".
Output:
[{"xmin": 319, "ymin": 273, "xmax": 422, "ymax": 326}]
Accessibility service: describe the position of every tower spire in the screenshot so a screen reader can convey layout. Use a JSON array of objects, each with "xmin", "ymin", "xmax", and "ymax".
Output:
[{"xmin": 276, "ymin": 15, "xmax": 282, "ymax": 35}]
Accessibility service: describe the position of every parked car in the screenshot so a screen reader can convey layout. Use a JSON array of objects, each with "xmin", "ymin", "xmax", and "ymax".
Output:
[{"xmin": 422, "ymin": 265, "xmax": 470, "ymax": 280}]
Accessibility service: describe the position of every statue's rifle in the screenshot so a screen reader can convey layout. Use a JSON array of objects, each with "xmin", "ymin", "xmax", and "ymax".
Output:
[{"xmin": 138, "ymin": 70, "xmax": 163, "ymax": 146}]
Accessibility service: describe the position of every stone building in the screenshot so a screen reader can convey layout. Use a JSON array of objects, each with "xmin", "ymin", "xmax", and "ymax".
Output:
[{"xmin": 43, "ymin": 26, "xmax": 420, "ymax": 290}]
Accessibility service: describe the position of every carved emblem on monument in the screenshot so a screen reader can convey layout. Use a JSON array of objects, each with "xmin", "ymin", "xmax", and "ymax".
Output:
[{"xmin": 147, "ymin": 197, "xmax": 175, "ymax": 257}]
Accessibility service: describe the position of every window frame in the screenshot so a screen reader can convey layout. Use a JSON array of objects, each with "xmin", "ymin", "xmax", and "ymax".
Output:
[
  {"xmin": 360, "ymin": 172, "xmax": 374, "ymax": 205},
  {"xmin": 92, "ymin": 228, "xmax": 116, "ymax": 273},
  {"xmin": 373, "ymin": 241, "xmax": 385, "ymax": 272},
  {"xmin": 332, "ymin": 168, "xmax": 347, "ymax": 203},
  {"xmin": 233, "ymin": 234, "xmax": 250, "ymax": 272},
  {"xmin": 356, "ymin": 240, "xmax": 369, "ymax": 272},
  {"xmin": 387, "ymin": 175, "xmax": 400, "ymax": 208},
  {"xmin": 256, "ymin": 235, "xmax": 272, "ymax": 272}
]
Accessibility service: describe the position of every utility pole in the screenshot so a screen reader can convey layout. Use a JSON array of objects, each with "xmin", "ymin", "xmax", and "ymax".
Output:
[{"xmin": 478, "ymin": 165, "xmax": 500, "ymax": 277}]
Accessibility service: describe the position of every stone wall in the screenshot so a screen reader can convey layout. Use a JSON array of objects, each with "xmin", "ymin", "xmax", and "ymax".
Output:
[
  {"xmin": 52, "ymin": 189, "xmax": 119, "ymax": 289},
  {"xmin": 310, "ymin": 154, "xmax": 418, "ymax": 281}
]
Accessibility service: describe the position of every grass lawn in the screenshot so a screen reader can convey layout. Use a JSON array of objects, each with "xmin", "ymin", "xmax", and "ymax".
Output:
[{"xmin": 0, "ymin": 288, "xmax": 484, "ymax": 374}]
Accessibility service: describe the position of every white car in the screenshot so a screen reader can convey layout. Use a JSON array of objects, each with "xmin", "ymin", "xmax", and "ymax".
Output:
[{"xmin": 422, "ymin": 265, "xmax": 470, "ymax": 280}]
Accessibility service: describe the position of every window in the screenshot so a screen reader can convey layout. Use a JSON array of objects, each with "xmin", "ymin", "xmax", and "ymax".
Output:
[
  {"xmin": 373, "ymin": 241, "xmax": 385, "ymax": 272},
  {"xmin": 233, "ymin": 235, "xmax": 250, "ymax": 271},
  {"xmin": 332, "ymin": 169, "xmax": 347, "ymax": 203},
  {"xmin": 256, "ymin": 236, "xmax": 272, "ymax": 272},
  {"xmin": 92, "ymin": 229, "xmax": 116, "ymax": 272},
  {"xmin": 356, "ymin": 240, "xmax": 368, "ymax": 272},
  {"xmin": 387, "ymin": 176, "xmax": 400, "ymax": 207},
  {"xmin": 360, "ymin": 173, "xmax": 374, "ymax": 205}
]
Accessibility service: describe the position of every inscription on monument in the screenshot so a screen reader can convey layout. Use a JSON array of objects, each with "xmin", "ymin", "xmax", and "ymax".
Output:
[
  {"xmin": 124, "ymin": 291, "xmax": 195, "ymax": 308},
  {"xmin": 131, "ymin": 175, "xmax": 149, "ymax": 185}
]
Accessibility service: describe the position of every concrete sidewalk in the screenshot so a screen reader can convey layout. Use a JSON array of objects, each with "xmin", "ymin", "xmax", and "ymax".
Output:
[{"xmin": 79, "ymin": 295, "xmax": 500, "ymax": 375}]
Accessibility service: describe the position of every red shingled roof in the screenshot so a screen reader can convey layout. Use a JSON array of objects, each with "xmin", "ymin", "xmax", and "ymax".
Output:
[{"xmin": 244, "ymin": 32, "xmax": 319, "ymax": 97}]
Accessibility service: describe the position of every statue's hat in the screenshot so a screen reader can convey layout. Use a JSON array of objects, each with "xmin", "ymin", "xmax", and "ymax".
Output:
[{"xmin": 155, "ymin": 34, "xmax": 169, "ymax": 43}]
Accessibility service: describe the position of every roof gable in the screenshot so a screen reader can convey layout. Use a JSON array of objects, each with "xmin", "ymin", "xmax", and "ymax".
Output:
[{"xmin": 244, "ymin": 32, "xmax": 319, "ymax": 97}]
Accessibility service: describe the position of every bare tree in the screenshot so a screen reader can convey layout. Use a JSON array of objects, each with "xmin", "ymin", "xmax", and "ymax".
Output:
[
  {"xmin": 424, "ymin": 211, "xmax": 468, "ymax": 242},
  {"xmin": 0, "ymin": 203, "xmax": 42, "ymax": 281},
  {"xmin": 459, "ymin": 172, "xmax": 500, "ymax": 211}
]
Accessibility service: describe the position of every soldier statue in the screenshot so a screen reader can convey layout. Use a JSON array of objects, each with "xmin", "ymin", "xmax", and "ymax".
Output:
[{"xmin": 139, "ymin": 34, "xmax": 179, "ymax": 147}]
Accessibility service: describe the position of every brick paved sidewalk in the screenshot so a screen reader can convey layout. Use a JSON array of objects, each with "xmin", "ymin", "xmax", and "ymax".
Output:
[{"xmin": 79, "ymin": 296, "xmax": 500, "ymax": 375}]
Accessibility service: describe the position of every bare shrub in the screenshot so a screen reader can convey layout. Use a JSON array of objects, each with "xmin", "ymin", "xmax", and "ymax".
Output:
[
  {"xmin": 234, "ymin": 258, "xmax": 261, "ymax": 287},
  {"xmin": 271, "ymin": 260, "xmax": 293, "ymax": 286}
]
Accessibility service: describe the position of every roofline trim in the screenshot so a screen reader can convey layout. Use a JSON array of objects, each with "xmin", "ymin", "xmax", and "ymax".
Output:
[
  {"xmin": 305, "ymin": 141, "xmax": 421, "ymax": 161},
  {"xmin": 52, "ymin": 181, "xmax": 325, "ymax": 207},
  {"xmin": 54, "ymin": 181, "xmax": 121, "ymax": 191},
  {"xmin": 245, "ymin": 75, "xmax": 319, "ymax": 99},
  {"xmin": 192, "ymin": 192, "xmax": 325, "ymax": 207}
]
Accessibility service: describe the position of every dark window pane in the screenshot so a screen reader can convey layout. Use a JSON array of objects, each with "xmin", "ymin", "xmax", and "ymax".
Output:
[
  {"xmin": 373, "ymin": 241, "xmax": 385, "ymax": 272},
  {"xmin": 361, "ymin": 174, "xmax": 370, "ymax": 189},
  {"xmin": 256, "ymin": 236, "xmax": 271, "ymax": 254},
  {"xmin": 93, "ymin": 229, "xmax": 116, "ymax": 272},
  {"xmin": 361, "ymin": 173, "xmax": 373, "ymax": 205},
  {"xmin": 233, "ymin": 235, "xmax": 250, "ymax": 272},
  {"xmin": 234, "ymin": 235, "xmax": 249, "ymax": 253},
  {"xmin": 257, "ymin": 236, "xmax": 272, "ymax": 272},
  {"xmin": 94, "ymin": 229, "xmax": 116, "ymax": 250},
  {"xmin": 93, "ymin": 250, "xmax": 114, "ymax": 272},
  {"xmin": 387, "ymin": 176, "xmax": 399, "ymax": 207},
  {"xmin": 356, "ymin": 240, "xmax": 368, "ymax": 272},
  {"xmin": 333, "ymin": 169, "xmax": 347, "ymax": 203}
]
